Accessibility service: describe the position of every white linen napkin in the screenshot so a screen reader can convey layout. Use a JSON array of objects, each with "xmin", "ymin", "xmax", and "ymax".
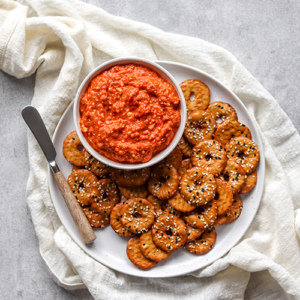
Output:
[{"xmin": 1, "ymin": 0, "xmax": 300, "ymax": 299}]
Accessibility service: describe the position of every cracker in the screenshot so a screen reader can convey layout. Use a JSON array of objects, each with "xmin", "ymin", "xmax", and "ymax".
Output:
[
  {"xmin": 226, "ymin": 137, "xmax": 260, "ymax": 174},
  {"xmin": 148, "ymin": 164, "xmax": 179, "ymax": 200},
  {"xmin": 214, "ymin": 121, "xmax": 252, "ymax": 145},
  {"xmin": 214, "ymin": 179, "xmax": 233, "ymax": 215},
  {"xmin": 84, "ymin": 151, "xmax": 110, "ymax": 178},
  {"xmin": 83, "ymin": 208, "xmax": 110, "ymax": 228},
  {"xmin": 127, "ymin": 236, "xmax": 157, "ymax": 269},
  {"xmin": 161, "ymin": 202, "xmax": 182, "ymax": 218},
  {"xmin": 184, "ymin": 110, "xmax": 215, "ymax": 145},
  {"xmin": 178, "ymin": 159, "xmax": 190, "ymax": 179},
  {"xmin": 240, "ymin": 170, "xmax": 257, "ymax": 194},
  {"xmin": 179, "ymin": 167, "xmax": 217, "ymax": 206},
  {"xmin": 165, "ymin": 146, "xmax": 182, "ymax": 170},
  {"xmin": 206, "ymin": 101, "xmax": 238, "ymax": 129},
  {"xmin": 218, "ymin": 160, "xmax": 246, "ymax": 194},
  {"xmin": 214, "ymin": 213, "xmax": 229, "ymax": 226},
  {"xmin": 178, "ymin": 136, "xmax": 193, "ymax": 158},
  {"xmin": 91, "ymin": 178, "xmax": 121, "ymax": 215},
  {"xmin": 224, "ymin": 194, "xmax": 243, "ymax": 224},
  {"xmin": 72, "ymin": 165, "xmax": 83, "ymax": 171},
  {"xmin": 110, "ymin": 202, "xmax": 136, "ymax": 237},
  {"xmin": 120, "ymin": 198, "xmax": 155, "ymax": 234},
  {"xmin": 168, "ymin": 190, "xmax": 196, "ymax": 213},
  {"xmin": 190, "ymin": 140, "xmax": 227, "ymax": 176},
  {"xmin": 111, "ymin": 167, "xmax": 151, "ymax": 187},
  {"xmin": 180, "ymin": 79, "xmax": 210, "ymax": 112},
  {"xmin": 185, "ymin": 227, "xmax": 217, "ymax": 255},
  {"xmin": 68, "ymin": 169, "xmax": 98, "ymax": 207},
  {"xmin": 63, "ymin": 131, "xmax": 86, "ymax": 166},
  {"xmin": 146, "ymin": 195, "xmax": 165, "ymax": 219},
  {"xmin": 140, "ymin": 231, "xmax": 171, "ymax": 262},
  {"xmin": 183, "ymin": 200, "xmax": 218, "ymax": 229},
  {"xmin": 152, "ymin": 214, "xmax": 187, "ymax": 252},
  {"xmin": 186, "ymin": 226, "xmax": 204, "ymax": 242},
  {"xmin": 119, "ymin": 184, "xmax": 148, "ymax": 199}
]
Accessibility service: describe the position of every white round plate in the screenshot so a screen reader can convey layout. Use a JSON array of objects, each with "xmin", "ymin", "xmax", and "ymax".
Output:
[{"xmin": 49, "ymin": 61, "xmax": 265, "ymax": 278}]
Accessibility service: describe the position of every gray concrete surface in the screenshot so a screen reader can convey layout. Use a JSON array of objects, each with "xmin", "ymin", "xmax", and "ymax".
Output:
[{"xmin": 0, "ymin": 0, "xmax": 299, "ymax": 299}]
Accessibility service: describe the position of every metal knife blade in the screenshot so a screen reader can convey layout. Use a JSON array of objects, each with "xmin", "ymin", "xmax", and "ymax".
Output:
[{"xmin": 22, "ymin": 106, "xmax": 59, "ymax": 173}]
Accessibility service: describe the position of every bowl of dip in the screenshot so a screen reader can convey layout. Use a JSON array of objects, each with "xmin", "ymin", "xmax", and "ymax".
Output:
[{"xmin": 73, "ymin": 57, "xmax": 186, "ymax": 170}]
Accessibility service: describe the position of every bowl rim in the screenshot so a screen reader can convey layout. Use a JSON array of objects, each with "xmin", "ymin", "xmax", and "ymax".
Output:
[{"xmin": 73, "ymin": 57, "xmax": 187, "ymax": 170}]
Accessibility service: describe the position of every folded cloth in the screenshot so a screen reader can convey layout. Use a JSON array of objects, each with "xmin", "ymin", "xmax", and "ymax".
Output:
[{"xmin": 1, "ymin": 0, "xmax": 300, "ymax": 299}]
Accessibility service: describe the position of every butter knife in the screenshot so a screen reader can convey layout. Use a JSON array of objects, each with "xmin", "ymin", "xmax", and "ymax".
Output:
[{"xmin": 22, "ymin": 106, "xmax": 96, "ymax": 244}]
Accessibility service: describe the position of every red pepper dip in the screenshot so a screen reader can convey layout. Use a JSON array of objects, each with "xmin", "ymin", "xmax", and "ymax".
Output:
[{"xmin": 79, "ymin": 64, "xmax": 180, "ymax": 163}]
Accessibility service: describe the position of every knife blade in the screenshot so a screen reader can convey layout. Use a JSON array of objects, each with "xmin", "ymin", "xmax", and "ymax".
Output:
[
  {"xmin": 22, "ymin": 106, "xmax": 96, "ymax": 244},
  {"xmin": 22, "ymin": 106, "xmax": 59, "ymax": 172}
]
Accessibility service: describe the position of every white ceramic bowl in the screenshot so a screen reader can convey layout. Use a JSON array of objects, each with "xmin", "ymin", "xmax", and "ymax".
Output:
[{"xmin": 73, "ymin": 57, "xmax": 187, "ymax": 170}]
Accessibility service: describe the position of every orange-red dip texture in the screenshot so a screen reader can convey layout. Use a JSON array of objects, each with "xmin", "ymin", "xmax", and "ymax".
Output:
[{"xmin": 79, "ymin": 64, "xmax": 181, "ymax": 163}]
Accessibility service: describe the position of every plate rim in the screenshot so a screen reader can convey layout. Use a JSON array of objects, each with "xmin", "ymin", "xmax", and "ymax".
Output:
[{"xmin": 48, "ymin": 60, "xmax": 265, "ymax": 278}]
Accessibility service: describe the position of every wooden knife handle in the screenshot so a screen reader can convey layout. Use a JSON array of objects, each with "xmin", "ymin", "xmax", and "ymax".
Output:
[{"xmin": 53, "ymin": 171, "xmax": 96, "ymax": 244}]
